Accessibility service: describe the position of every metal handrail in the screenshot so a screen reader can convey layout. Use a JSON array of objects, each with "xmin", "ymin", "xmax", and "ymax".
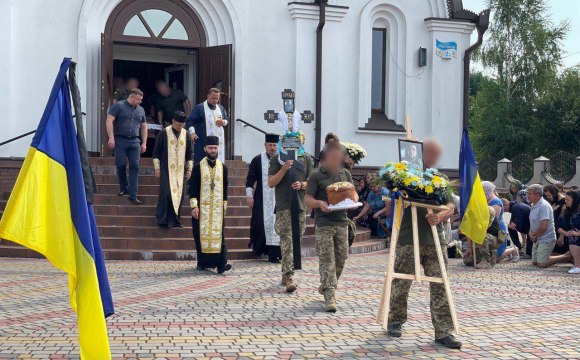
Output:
[
  {"xmin": 236, "ymin": 118, "xmax": 319, "ymax": 163},
  {"xmin": 236, "ymin": 118, "xmax": 267, "ymax": 134},
  {"xmin": 0, "ymin": 113, "xmax": 86, "ymax": 148}
]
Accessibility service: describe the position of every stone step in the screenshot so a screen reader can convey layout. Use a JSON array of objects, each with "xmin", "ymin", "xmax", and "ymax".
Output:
[
  {"xmin": 89, "ymin": 157, "xmax": 248, "ymax": 169},
  {"xmin": 92, "ymin": 204, "xmax": 252, "ymax": 217},
  {"xmin": 96, "ymin": 224, "xmax": 316, "ymax": 239},
  {"xmin": 0, "ymin": 230, "xmax": 380, "ymax": 261},
  {"xmin": 92, "ymin": 165, "xmax": 248, "ymax": 178},
  {"xmin": 93, "ymin": 194, "xmax": 250, "ymax": 206},
  {"xmin": 92, "ymin": 174, "xmax": 247, "ymax": 186},
  {"xmin": 95, "ymin": 214, "xmax": 252, "ymax": 227},
  {"xmin": 96, "ymin": 183, "xmax": 247, "ymax": 196}
]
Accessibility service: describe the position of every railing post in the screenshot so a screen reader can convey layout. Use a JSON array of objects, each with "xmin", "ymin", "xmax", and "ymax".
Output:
[
  {"xmin": 565, "ymin": 156, "xmax": 580, "ymax": 188},
  {"xmin": 529, "ymin": 156, "xmax": 550, "ymax": 186},
  {"xmin": 494, "ymin": 158, "xmax": 511, "ymax": 189}
]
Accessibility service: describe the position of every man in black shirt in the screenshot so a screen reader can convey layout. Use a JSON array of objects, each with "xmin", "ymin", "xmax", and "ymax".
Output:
[
  {"xmin": 157, "ymin": 83, "xmax": 191, "ymax": 127},
  {"xmin": 106, "ymin": 88, "xmax": 148, "ymax": 204}
]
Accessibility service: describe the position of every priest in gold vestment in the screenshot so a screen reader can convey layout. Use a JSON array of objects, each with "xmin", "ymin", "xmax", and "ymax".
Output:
[
  {"xmin": 153, "ymin": 111, "xmax": 193, "ymax": 228},
  {"xmin": 189, "ymin": 136, "xmax": 232, "ymax": 273}
]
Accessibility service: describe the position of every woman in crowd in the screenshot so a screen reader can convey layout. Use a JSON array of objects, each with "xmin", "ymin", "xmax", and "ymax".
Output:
[
  {"xmin": 556, "ymin": 190, "xmax": 580, "ymax": 274},
  {"xmin": 544, "ymin": 184, "xmax": 566, "ymax": 220},
  {"xmin": 482, "ymin": 181, "xmax": 519, "ymax": 262},
  {"xmin": 353, "ymin": 179, "xmax": 390, "ymax": 238},
  {"xmin": 545, "ymin": 184, "xmax": 568, "ymax": 255},
  {"xmin": 508, "ymin": 180, "xmax": 524, "ymax": 201}
]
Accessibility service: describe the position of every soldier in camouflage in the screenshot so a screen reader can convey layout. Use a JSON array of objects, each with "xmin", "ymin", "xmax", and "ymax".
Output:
[
  {"xmin": 268, "ymin": 137, "xmax": 313, "ymax": 293},
  {"xmin": 305, "ymin": 141, "xmax": 356, "ymax": 312},
  {"xmin": 387, "ymin": 139, "xmax": 462, "ymax": 349}
]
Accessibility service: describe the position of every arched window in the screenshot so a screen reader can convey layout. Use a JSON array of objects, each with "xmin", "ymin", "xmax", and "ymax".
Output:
[{"xmin": 106, "ymin": 0, "xmax": 206, "ymax": 47}]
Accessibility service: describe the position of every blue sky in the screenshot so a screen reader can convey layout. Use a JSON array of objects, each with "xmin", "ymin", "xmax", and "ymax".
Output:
[{"xmin": 463, "ymin": 0, "xmax": 580, "ymax": 69}]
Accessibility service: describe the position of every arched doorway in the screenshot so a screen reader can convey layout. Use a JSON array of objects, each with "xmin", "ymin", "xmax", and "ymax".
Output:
[{"xmin": 100, "ymin": 0, "xmax": 232, "ymax": 157}]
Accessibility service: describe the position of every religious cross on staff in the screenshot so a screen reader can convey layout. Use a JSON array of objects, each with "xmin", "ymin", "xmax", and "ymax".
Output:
[
  {"xmin": 264, "ymin": 89, "xmax": 314, "ymax": 270},
  {"xmin": 375, "ymin": 114, "xmax": 460, "ymax": 334}
]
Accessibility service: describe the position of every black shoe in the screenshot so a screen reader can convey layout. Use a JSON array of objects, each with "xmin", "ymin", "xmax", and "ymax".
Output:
[
  {"xmin": 435, "ymin": 335, "xmax": 462, "ymax": 349},
  {"xmin": 196, "ymin": 265, "xmax": 206, "ymax": 271},
  {"xmin": 269, "ymin": 258, "xmax": 280, "ymax": 264},
  {"xmin": 387, "ymin": 324, "xmax": 402, "ymax": 337},
  {"xmin": 117, "ymin": 189, "xmax": 128, "ymax": 196},
  {"xmin": 128, "ymin": 198, "xmax": 142, "ymax": 205},
  {"xmin": 217, "ymin": 264, "xmax": 232, "ymax": 274}
]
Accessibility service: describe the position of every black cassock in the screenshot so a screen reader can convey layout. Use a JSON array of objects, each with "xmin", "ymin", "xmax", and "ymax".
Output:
[
  {"xmin": 189, "ymin": 159, "xmax": 229, "ymax": 269},
  {"xmin": 152, "ymin": 128, "xmax": 193, "ymax": 228},
  {"xmin": 246, "ymin": 154, "xmax": 282, "ymax": 262}
]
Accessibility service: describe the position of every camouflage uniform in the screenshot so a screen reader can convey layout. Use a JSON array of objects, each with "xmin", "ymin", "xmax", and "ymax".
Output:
[
  {"xmin": 315, "ymin": 225, "xmax": 349, "ymax": 298},
  {"xmin": 463, "ymin": 207, "xmax": 506, "ymax": 267},
  {"xmin": 275, "ymin": 209, "xmax": 306, "ymax": 279},
  {"xmin": 388, "ymin": 243, "xmax": 454, "ymax": 340}
]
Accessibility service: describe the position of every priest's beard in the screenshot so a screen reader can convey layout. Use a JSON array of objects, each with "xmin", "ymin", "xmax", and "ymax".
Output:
[{"xmin": 207, "ymin": 152, "xmax": 218, "ymax": 161}]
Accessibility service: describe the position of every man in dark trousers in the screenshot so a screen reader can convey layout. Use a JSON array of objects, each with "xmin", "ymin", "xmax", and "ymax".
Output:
[
  {"xmin": 153, "ymin": 111, "xmax": 193, "ymax": 228},
  {"xmin": 106, "ymin": 88, "xmax": 148, "ymax": 205},
  {"xmin": 246, "ymin": 133, "xmax": 281, "ymax": 262},
  {"xmin": 189, "ymin": 136, "xmax": 232, "ymax": 274},
  {"xmin": 268, "ymin": 132, "xmax": 313, "ymax": 292}
]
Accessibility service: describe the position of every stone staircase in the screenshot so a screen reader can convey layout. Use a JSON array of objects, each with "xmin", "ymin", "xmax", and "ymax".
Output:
[{"xmin": 0, "ymin": 157, "xmax": 385, "ymax": 260}]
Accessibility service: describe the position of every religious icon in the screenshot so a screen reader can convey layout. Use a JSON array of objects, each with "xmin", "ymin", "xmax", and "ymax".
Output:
[
  {"xmin": 398, "ymin": 139, "xmax": 424, "ymax": 170},
  {"xmin": 284, "ymin": 98, "xmax": 295, "ymax": 114}
]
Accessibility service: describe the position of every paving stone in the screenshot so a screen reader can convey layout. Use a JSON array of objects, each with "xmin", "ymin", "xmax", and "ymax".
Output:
[{"xmin": 0, "ymin": 252, "xmax": 578, "ymax": 359}]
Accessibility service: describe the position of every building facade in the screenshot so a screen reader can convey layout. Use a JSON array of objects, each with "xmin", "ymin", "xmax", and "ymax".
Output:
[{"xmin": 0, "ymin": 0, "xmax": 476, "ymax": 169}]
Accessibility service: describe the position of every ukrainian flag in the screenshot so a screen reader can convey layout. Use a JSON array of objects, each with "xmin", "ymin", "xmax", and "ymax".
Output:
[
  {"xmin": 459, "ymin": 128, "xmax": 488, "ymax": 245},
  {"xmin": 0, "ymin": 58, "xmax": 113, "ymax": 359}
]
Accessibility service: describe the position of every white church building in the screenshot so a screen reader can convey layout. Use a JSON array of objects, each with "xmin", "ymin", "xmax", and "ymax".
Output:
[{"xmin": 0, "ymin": 0, "xmax": 484, "ymax": 170}]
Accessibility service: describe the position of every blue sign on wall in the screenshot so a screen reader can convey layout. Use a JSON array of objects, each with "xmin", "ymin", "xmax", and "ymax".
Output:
[{"xmin": 436, "ymin": 40, "xmax": 457, "ymax": 59}]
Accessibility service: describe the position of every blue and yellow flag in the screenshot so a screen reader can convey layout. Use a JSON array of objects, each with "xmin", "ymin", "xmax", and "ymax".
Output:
[
  {"xmin": 0, "ymin": 58, "xmax": 113, "ymax": 359},
  {"xmin": 459, "ymin": 128, "xmax": 489, "ymax": 245}
]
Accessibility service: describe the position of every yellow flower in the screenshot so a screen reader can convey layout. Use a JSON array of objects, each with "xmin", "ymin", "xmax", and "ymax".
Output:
[
  {"xmin": 431, "ymin": 175, "xmax": 442, "ymax": 186},
  {"xmin": 394, "ymin": 163, "xmax": 407, "ymax": 171},
  {"xmin": 425, "ymin": 185, "xmax": 434, "ymax": 194},
  {"xmin": 403, "ymin": 177, "xmax": 413, "ymax": 186}
]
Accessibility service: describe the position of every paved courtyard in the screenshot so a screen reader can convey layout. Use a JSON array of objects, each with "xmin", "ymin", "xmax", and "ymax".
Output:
[{"xmin": 1, "ymin": 250, "xmax": 579, "ymax": 360}]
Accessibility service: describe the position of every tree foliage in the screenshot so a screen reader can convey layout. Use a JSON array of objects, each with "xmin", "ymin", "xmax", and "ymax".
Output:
[{"xmin": 470, "ymin": 0, "xmax": 576, "ymax": 160}]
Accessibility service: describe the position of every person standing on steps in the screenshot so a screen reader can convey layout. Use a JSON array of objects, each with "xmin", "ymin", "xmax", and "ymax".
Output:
[
  {"xmin": 305, "ymin": 141, "xmax": 356, "ymax": 312},
  {"xmin": 186, "ymin": 88, "xmax": 228, "ymax": 164},
  {"xmin": 189, "ymin": 136, "xmax": 231, "ymax": 274},
  {"xmin": 246, "ymin": 133, "xmax": 282, "ymax": 263},
  {"xmin": 268, "ymin": 132, "xmax": 313, "ymax": 293},
  {"xmin": 106, "ymin": 88, "xmax": 147, "ymax": 205},
  {"xmin": 152, "ymin": 111, "xmax": 193, "ymax": 228}
]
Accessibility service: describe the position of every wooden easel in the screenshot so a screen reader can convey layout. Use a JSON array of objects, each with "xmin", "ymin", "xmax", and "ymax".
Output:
[
  {"xmin": 375, "ymin": 114, "xmax": 459, "ymax": 334},
  {"xmin": 376, "ymin": 198, "xmax": 460, "ymax": 334}
]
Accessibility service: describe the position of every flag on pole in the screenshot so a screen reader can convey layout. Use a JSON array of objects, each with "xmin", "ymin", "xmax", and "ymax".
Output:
[
  {"xmin": 459, "ymin": 128, "xmax": 489, "ymax": 245},
  {"xmin": 0, "ymin": 58, "xmax": 113, "ymax": 359}
]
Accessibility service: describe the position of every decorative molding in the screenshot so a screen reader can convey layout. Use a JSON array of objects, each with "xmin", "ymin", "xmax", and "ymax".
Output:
[
  {"xmin": 425, "ymin": 18, "xmax": 475, "ymax": 34},
  {"xmin": 287, "ymin": 2, "xmax": 349, "ymax": 22}
]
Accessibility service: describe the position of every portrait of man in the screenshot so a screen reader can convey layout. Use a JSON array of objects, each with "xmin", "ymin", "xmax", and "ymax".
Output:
[{"xmin": 399, "ymin": 139, "xmax": 424, "ymax": 170}]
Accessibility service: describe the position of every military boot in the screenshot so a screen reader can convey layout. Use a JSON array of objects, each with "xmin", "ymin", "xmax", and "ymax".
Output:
[
  {"xmin": 281, "ymin": 274, "xmax": 288, "ymax": 285},
  {"xmin": 324, "ymin": 292, "xmax": 337, "ymax": 312},
  {"xmin": 285, "ymin": 277, "xmax": 297, "ymax": 293}
]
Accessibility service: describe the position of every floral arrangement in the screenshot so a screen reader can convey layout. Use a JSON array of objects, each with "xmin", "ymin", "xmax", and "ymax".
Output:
[
  {"xmin": 341, "ymin": 142, "xmax": 367, "ymax": 165},
  {"xmin": 379, "ymin": 161, "xmax": 453, "ymax": 204}
]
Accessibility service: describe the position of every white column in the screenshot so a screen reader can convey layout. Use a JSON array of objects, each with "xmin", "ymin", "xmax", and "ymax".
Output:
[
  {"xmin": 287, "ymin": 3, "xmax": 348, "ymax": 152},
  {"xmin": 425, "ymin": 19, "xmax": 475, "ymax": 170},
  {"xmin": 493, "ymin": 158, "xmax": 512, "ymax": 189},
  {"xmin": 530, "ymin": 156, "xmax": 550, "ymax": 186},
  {"xmin": 0, "ymin": 1, "xmax": 12, "ymax": 157}
]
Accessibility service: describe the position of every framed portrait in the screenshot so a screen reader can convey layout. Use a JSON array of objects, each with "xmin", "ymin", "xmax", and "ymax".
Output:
[
  {"xmin": 398, "ymin": 139, "xmax": 424, "ymax": 170},
  {"xmin": 284, "ymin": 98, "xmax": 295, "ymax": 113}
]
